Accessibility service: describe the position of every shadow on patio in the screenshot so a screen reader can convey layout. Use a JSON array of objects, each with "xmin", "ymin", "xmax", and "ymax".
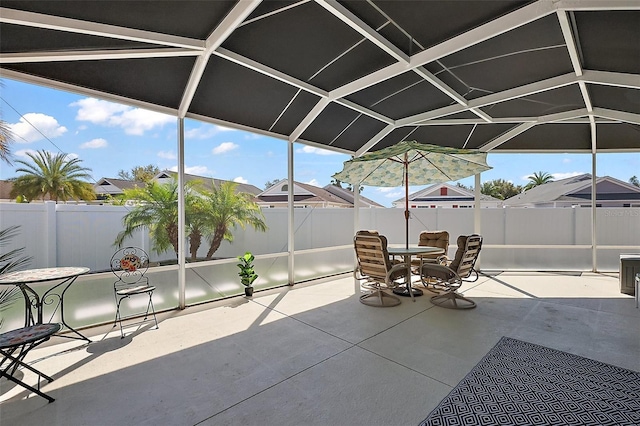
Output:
[{"xmin": 2, "ymin": 272, "xmax": 639, "ymax": 425}]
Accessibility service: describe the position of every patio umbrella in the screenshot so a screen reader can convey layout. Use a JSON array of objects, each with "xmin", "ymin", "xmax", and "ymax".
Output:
[{"xmin": 333, "ymin": 141, "xmax": 492, "ymax": 248}]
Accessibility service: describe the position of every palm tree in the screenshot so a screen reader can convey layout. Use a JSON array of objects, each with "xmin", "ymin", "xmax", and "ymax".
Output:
[
  {"xmin": 115, "ymin": 178, "xmax": 199, "ymax": 257},
  {"xmin": 524, "ymin": 171, "xmax": 554, "ymax": 191},
  {"xmin": 630, "ymin": 176, "xmax": 639, "ymax": 187},
  {"xmin": 0, "ymin": 118, "xmax": 13, "ymax": 165},
  {"xmin": 199, "ymin": 181, "xmax": 267, "ymax": 260},
  {"xmin": 0, "ymin": 225, "xmax": 32, "ymax": 275},
  {"xmin": 10, "ymin": 150, "xmax": 95, "ymax": 202},
  {"xmin": 0, "ymin": 225, "xmax": 32, "ymax": 329},
  {"xmin": 0, "ymin": 81, "xmax": 14, "ymax": 164}
]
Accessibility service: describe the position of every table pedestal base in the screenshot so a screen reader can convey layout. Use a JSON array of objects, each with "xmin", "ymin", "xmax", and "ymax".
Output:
[{"xmin": 393, "ymin": 287, "xmax": 423, "ymax": 297}]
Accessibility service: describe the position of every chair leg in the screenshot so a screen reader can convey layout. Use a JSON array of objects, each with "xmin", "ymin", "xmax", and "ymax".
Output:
[
  {"xmin": 360, "ymin": 290, "xmax": 401, "ymax": 307},
  {"xmin": 430, "ymin": 291, "xmax": 476, "ymax": 309},
  {"xmin": 114, "ymin": 298, "xmax": 125, "ymax": 338},
  {"xmin": 1, "ymin": 346, "xmax": 56, "ymax": 403},
  {"xmin": 145, "ymin": 294, "xmax": 159, "ymax": 330}
]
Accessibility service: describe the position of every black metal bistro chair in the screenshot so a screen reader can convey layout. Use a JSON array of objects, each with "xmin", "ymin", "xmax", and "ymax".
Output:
[
  {"xmin": 0, "ymin": 323, "xmax": 61, "ymax": 402},
  {"xmin": 110, "ymin": 247, "xmax": 158, "ymax": 338}
]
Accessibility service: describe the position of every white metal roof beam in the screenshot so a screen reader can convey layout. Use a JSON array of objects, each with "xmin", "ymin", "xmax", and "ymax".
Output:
[
  {"xmin": 289, "ymin": 98, "xmax": 331, "ymax": 142},
  {"xmin": 480, "ymin": 122, "xmax": 536, "ymax": 152},
  {"xmin": 331, "ymin": 0, "xmax": 556, "ymax": 99},
  {"xmin": 315, "ymin": 0, "xmax": 409, "ymax": 64},
  {"xmin": 537, "ymin": 108, "xmax": 590, "ymax": 123},
  {"xmin": 398, "ymin": 73, "xmax": 577, "ymax": 125},
  {"xmin": 580, "ymin": 70, "xmax": 640, "ymax": 90},
  {"xmin": 592, "ymin": 108, "xmax": 640, "ymax": 126},
  {"xmin": 0, "ymin": 7, "xmax": 203, "ymax": 50},
  {"xmin": 557, "ymin": 10, "xmax": 595, "ymax": 117},
  {"xmin": 178, "ymin": 0, "xmax": 261, "ymax": 118},
  {"xmin": 334, "ymin": 99, "xmax": 394, "ymax": 124},
  {"xmin": 0, "ymin": 48, "xmax": 199, "ymax": 63},
  {"xmin": 556, "ymin": 0, "xmax": 640, "ymax": 11},
  {"xmin": 356, "ymin": 124, "xmax": 396, "ymax": 157},
  {"xmin": 215, "ymin": 48, "xmax": 328, "ymax": 98},
  {"xmin": 214, "ymin": 48, "xmax": 393, "ymax": 124}
]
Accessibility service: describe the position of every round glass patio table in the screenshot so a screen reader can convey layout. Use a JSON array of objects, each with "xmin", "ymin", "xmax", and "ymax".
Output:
[
  {"xmin": 0, "ymin": 267, "xmax": 91, "ymax": 342},
  {"xmin": 387, "ymin": 246, "xmax": 444, "ymax": 298}
]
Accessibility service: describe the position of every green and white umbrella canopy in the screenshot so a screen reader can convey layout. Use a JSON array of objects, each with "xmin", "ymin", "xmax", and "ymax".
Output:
[
  {"xmin": 332, "ymin": 141, "xmax": 491, "ymax": 187},
  {"xmin": 333, "ymin": 141, "xmax": 492, "ymax": 247}
]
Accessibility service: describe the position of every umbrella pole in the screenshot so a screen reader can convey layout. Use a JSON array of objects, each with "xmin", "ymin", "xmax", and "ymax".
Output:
[{"xmin": 404, "ymin": 154, "xmax": 409, "ymax": 249}]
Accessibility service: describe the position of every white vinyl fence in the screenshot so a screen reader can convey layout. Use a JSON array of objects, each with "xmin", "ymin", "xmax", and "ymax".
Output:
[
  {"xmin": 1, "ymin": 202, "xmax": 639, "ymax": 271},
  {"xmin": 1, "ymin": 202, "xmax": 638, "ymax": 332}
]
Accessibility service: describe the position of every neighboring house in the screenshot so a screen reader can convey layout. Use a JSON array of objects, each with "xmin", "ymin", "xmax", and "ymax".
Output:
[
  {"xmin": 94, "ymin": 178, "xmax": 145, "ymax": 200},
  {"xmin": 94, "ymin": 171, "xmax": 263, "ymax": 200},
  {"xmin": 153, "ymin": 171, "xmax": 262, "ymax": 197},
  {"xmin": 257, "ymin": 179, "xmax": 383, "ymax": 208},
  {"xmin": 0, "ymin": 180, "xmax": 14, "ymax": 202},
  {"xmin": 503, "ymin": 174, "xmax": 640, "ymax": 208},
  {"xmin": 393, "ymin": 182, "xmax": 503, "ymax": 209},
  {"xmin": 1, "ymin": 179, "xmax": 55, "ymax": 202}
]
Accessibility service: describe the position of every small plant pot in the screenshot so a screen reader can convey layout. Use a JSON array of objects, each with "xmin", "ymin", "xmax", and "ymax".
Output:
[{"xmin": 244, "ymin": 286, "xmax": 254, "ymax": 297}]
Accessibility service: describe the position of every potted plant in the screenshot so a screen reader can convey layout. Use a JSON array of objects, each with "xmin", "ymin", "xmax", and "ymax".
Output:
[{"xmin": 237, "ymin": 251, "xmax": 258, "ymax": 296}]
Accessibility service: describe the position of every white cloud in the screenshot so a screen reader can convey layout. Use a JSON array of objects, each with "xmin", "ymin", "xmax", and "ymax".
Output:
[
  {"xmin": 233, "ymin": 176, "xmax": 248, "ymax": 184},
  {"xmin": 552, "ymin": 171, "xmax": 584, "ymax": 180},
  {"xmin": 10, "ymin": 113, "xmax": 67, "ymax": 143},
  {"xmin": 14, "ymin": 149, "xmax": 78, "ymax": 161},
  {"xmin": 305, "ymin": 179, "xmax": 320, "ymax": 187},
  {"xmin": 212, "ymin": 142, "xmax": 239, "ymax": 155},
  {"xmin": 385, "ymin": 191, "xmax": 403, "ymax": 198},
  {"xmin": 169, "ymin": 165, "xmax": 212, "ymax": 176},
  {"xmin": 562, "ymin": 158, "xmax": 572, "ymax": 164},
  {"xmin": 296, "ymin": 146, "xmax": 339, "ymax": 156},
  {"xmin": 80, "ymin": 138, "xmax": 108, "ymax": 149},
  {"xmin": 185, "ymin": 124, "xmax": 237, "ymax": 140},
  {"xmin": 14, "ymin": 149, "xmax": 38, "ymax": 158},
  {"xmin": 157, "ymin": 150, "xmax": 177, "ymax": 160},
  {"xmin": 377, "ymin": 187, "xmax": 397, "ymax": 193},
  {"xmin": 71, "ymin": 97, "xmax": 173, "ymax": 135}
]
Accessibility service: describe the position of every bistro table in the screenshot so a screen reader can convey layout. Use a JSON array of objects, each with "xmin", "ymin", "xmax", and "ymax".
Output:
[
  {"xmin": 0, "ymin": 267, "xmax": 91, "ymax": 342},
  {"xmin": 387, "ymin": 246, "xmax": 444, "ymax": 298}
]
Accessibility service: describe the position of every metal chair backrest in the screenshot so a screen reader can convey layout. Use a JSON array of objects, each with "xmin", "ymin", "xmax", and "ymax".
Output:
[
  {"xmin": 449, "ymin": 235, "xmax": 482, "ymax": 279},
  {"xmin": 354, "ymin": 230, "xmax": 392, "ymax": 282},
  {"xmin": 110, "ymin": 247, "xmax": 150, "ymax": 287}
]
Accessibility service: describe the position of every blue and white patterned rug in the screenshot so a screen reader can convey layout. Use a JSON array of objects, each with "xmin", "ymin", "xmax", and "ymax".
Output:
[{"xmin": 420, "ymin": 337, "xmax": 640, "ymax": 426}]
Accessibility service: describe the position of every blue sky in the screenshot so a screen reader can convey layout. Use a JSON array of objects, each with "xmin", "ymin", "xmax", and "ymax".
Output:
[{"xmin": 1, "ymin": 78, "xmax": 638, "ymax": 207}]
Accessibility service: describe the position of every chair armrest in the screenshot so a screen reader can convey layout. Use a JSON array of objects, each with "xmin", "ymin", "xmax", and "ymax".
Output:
[
  {"xmin": 420, "ymin": 263, "xmax": 459, "ymax": 283},
  {"xmin": 387, "ymin": 262, "xmax": 410, "ymax": 285}
]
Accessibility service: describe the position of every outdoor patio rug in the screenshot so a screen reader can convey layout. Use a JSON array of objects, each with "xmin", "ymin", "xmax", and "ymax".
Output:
[{"xmin": 419, "ymin": 336, "xmax": 640, "ymax": 426}]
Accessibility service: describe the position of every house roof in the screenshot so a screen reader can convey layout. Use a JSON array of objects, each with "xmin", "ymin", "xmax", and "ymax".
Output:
[
  {"xmin": 1, "ymin": 1, "xmax": 638, "ymax": 157},
  {"xmin": 257, "ymin": 179, "xmax": 351, "ymax": 206},
  {"xmin": 155, "ymin": 171, "xmax": 262, "ymax": 196},
  {"xmin": 94, "ymin": 178, "xmax": 145, "ymax": 193},
  {"xmin": 395, "ymin": 182, "xmax": 501, "ymax": 204},
  {"xmin": 322, "ymin": 184, "xmax": 384, "ymax": 208},
  {"xmin": 0, "ymin": 180, "xmax": 14, "ymax": 200},
  {"xmin": 503, "ymin": 174, "xmax": 640, "ymax": 205}
]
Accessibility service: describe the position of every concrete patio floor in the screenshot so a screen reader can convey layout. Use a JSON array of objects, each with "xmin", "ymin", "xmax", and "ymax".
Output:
[{"xmin": 2, "ymin": 271, "xmax": 639, "ymax": 425}]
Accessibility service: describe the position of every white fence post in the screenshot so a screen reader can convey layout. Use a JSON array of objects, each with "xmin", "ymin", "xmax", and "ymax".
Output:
[{"xmin": 45, "ymin": 201, "xmax": 57, "ymax": 267}]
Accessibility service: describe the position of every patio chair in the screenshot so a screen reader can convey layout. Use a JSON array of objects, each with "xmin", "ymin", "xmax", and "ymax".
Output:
[
  {"xmin": 420, "ymin": 234, "xmax": 482, "ymax": 309},
  {"xmin": 354, "ymin": 230, "xmax": 409, "ymax": 307},
  {"xmin": 110, "ymin": 247, "xmax": 159, "ymax": 338},
  {"xmin": 412, "ymin": 230, "xmax": 449, "ymax": 268},
  {"xmin": 0, "ymin": 323, "xmax": 61, "ymax": 402}
]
